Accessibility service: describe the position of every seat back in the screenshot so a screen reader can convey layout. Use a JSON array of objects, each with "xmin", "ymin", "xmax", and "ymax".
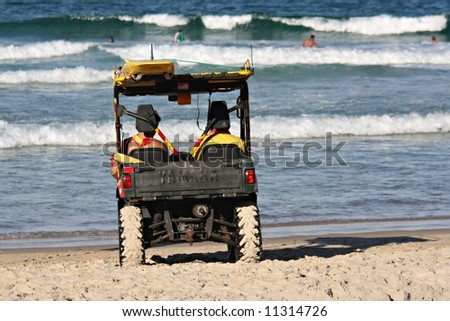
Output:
[
  {"xmin": 208, "ymin": 101, "xmax": 230, "ymax": 130},
  {"xmin": 135, "ymin": 104, "xmax": 161, "ymax": 136},
  {"xmin": 201, "ymin": 144, "xmax": 243, "ymax": 165}
]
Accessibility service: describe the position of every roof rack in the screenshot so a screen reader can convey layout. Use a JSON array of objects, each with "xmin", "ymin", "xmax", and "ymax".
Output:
[{"xmin": 113, "ymin": 59, "xmax": 254, "ymax": 94}]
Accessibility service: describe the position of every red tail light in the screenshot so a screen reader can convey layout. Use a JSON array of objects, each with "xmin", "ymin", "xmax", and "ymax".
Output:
[
  {"xmin": 123, "ymin": 166, "xmax": 134, "ymax": 174},
  {"xmin": 122, "ymin": 174, "xmax": 132, "ymax": 189},
  {"xmin": 245, "ymin": 169, "xmax": 256, "ymax": 184}
]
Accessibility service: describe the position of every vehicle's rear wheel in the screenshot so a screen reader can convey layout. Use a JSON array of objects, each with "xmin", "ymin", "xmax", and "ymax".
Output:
[
  {"xmin": 230, "ymin": 204, "xmax": 262, "ymax": 263},
  {"xmin": 119, "ymin": 205, "xmax": 145, "ymax": 266}
]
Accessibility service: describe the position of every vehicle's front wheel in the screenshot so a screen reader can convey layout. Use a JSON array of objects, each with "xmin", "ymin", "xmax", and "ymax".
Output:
[
  {"xmin": 119, "ymin": 205, "xmax": 145, "ymax": 266},
  {"xmin": 230, "ymin": 204, "xmax": 262, "ymax": 263}
]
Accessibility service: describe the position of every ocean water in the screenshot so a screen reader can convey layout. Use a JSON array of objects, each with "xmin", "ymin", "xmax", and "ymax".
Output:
[{"xmin": 1, "ymin": 0, "xmax": 450, "ymax": 248}]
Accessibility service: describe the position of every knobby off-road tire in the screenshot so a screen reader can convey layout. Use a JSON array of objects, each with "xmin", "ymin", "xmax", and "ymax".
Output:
[
  {"xmin": 232, "ymin": 204, "xmax": 262, "ymax": 263},
  {"xmin": 119, "ymin": 205, "xmax": 145, "ymax": 266}
]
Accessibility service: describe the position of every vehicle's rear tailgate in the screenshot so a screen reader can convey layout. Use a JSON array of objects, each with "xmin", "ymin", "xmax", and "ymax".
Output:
[{"xmin": 131, "ymin": 161, "xmax": 243, "ymax": 198}]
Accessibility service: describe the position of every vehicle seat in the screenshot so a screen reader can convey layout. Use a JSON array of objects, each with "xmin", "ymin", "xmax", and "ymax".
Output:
[
  {"xmin": 201, "ymin": 101, "xmax": 244, "ymax": 164},
  {"xmin": 129, "ymin": 148, "xmax": 168, "ymax": 165},
  {"xmin": 201, "ymin": 144, "xmax": 243, "ymax": 163},
  {"xmin": 136, "ymin": 104, "xmax": 160, "ymax": 137},
  {"xmin": 207, "ymin": 100, "xmax": 230, "ymax": 130}
]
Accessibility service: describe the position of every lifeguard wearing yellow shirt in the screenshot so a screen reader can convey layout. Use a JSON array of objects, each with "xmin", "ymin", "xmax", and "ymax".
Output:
[{"xmin": 190, "ymin": 101, "xmax": 245, "ymax": 160}]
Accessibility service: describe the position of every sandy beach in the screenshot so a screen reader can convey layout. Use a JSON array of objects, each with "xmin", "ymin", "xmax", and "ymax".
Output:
[{"xmin": 1, "ymin": 228, "xmax": 449, "ymax": 301}]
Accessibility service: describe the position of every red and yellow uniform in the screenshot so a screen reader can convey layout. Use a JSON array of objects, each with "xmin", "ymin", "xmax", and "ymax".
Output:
[{"xmin": 190, "ymin": 129, "xmax": 245, "ymax": 160}]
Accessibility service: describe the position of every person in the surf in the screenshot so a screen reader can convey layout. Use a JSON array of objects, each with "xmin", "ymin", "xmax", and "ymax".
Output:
[
  {"xmin": 431, "ymin": 36, "xmax": 438, "ymax": 45},
  {"xmin": 173, "ymin": 29, "xmax": 185, "ymax": 42},
  {"xmin": 302, "ymin": 34, "xmax": 320, "ymax": 48}
]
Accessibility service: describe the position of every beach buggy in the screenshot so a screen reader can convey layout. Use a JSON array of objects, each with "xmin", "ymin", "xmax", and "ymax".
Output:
[{"xmin": 111, "ymin": 58, "xmax": 262, "ymax": 266}]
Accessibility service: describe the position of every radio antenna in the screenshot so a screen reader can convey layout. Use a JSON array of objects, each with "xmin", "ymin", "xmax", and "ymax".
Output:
[{"xmin": 250, "ymin": 44, "xmax": 254, "ymax": 69}]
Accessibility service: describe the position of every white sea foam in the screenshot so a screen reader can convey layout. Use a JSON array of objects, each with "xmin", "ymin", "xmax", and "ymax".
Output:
[
  {"xmin": 253, "ymin": 45, "xmax": 450, "ymax": 66},
  {"xmin": 0, "ymin": 120, "xmax": 113, "ymax": 148},
  {"xmin": 0, "ymin": 40, "xmax": 94, "ymax": 61},
  {"xmin": 4, "ymin": 37, "xmax": 450, "ymax": 68},
  {"xmin": 119, "ymin": 13, "xmax": 251, "ymax": 30},
  {"xmin": 2, "ymin": 112, "xmax": 449, "ymax": 148},
  {"xmin": 274, "ymin": 14, "xmax": 447, "ymax": 35},
  {"xmin": 118, "ymin": 14, "xmax": 189, "ymax": 27},
  {"xmin": 2, "ymin": 42, "xmax": 449, "ymax": 86},
  {"xmin": 104, "ymin": 42, "xmax": 450, "ymax": 67},
  {"xmin": 250, "ymin": 112, "xmax": 450, "ymax": 139},
  {"xmin": 117, "ymin": 13, "xmax": 447, "ymax": 34},
  {"xmin": 0, "ymin": 67, "xmax": 111, "ymax": 84},
  {"xmin": 201, "ymin": 14, "xmax": 253, "ymax": 30}
]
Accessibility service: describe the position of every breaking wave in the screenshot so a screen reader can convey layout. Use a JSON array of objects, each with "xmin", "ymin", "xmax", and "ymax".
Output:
[
  {"xmin": 0, "ymin": 40, "xmax": 95, "ymax": 61},
  {"xmin": 274, "ymin": 14, "xmax": 447, "ymax": 35},
  {"xmin": 117, "ymin": 14, "xmax": 189, "ymax": 27},
  {"xmin": 251, "ymin": 112, "xmax": 450, "ymax": 139},
  {"xmin": 0, "ymin": 121, "xmax": 113, "ymax": 148},
  {"xmin": 0, "ymin": 66, "xmax": 111, "ymax": 84},
  {"xmin": 105, "ymin": 43, "xmax": 450, "ymax": 67},
  {"xmin": 1, "ymin": 112, "xmax": 449, "ymax": 148},
  {"xmin": 0, "ymin": 14, "xmax": 448, "ymax": 41},
  {"xmin": 113, "ymin": 13, "xmax": 448, "ymax": 34},
  {"xmin": 2, "ymin": 42, "xmax": 449, "ymax": 85}
]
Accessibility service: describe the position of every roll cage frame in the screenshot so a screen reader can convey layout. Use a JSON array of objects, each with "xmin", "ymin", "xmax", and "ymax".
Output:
[{"xmin": 113, "ymin": 65, "xmax": 254, "ymax": 159}]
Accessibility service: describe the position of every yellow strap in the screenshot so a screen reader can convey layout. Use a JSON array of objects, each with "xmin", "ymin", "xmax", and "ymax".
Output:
[
  {"xmin": 114, "ymin": 152, "xmax": 143, "ymax": 164},
  {"xmin": 190, "ymin": 132, "xmax": 210, "ymax": 159},
  {"xmin": 155, "ymin": 128, "xmax": 178, "ymax": 155},
  {"xmin": 132, "ymin": 134, "xmax": 144, "ymax": 146}
]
